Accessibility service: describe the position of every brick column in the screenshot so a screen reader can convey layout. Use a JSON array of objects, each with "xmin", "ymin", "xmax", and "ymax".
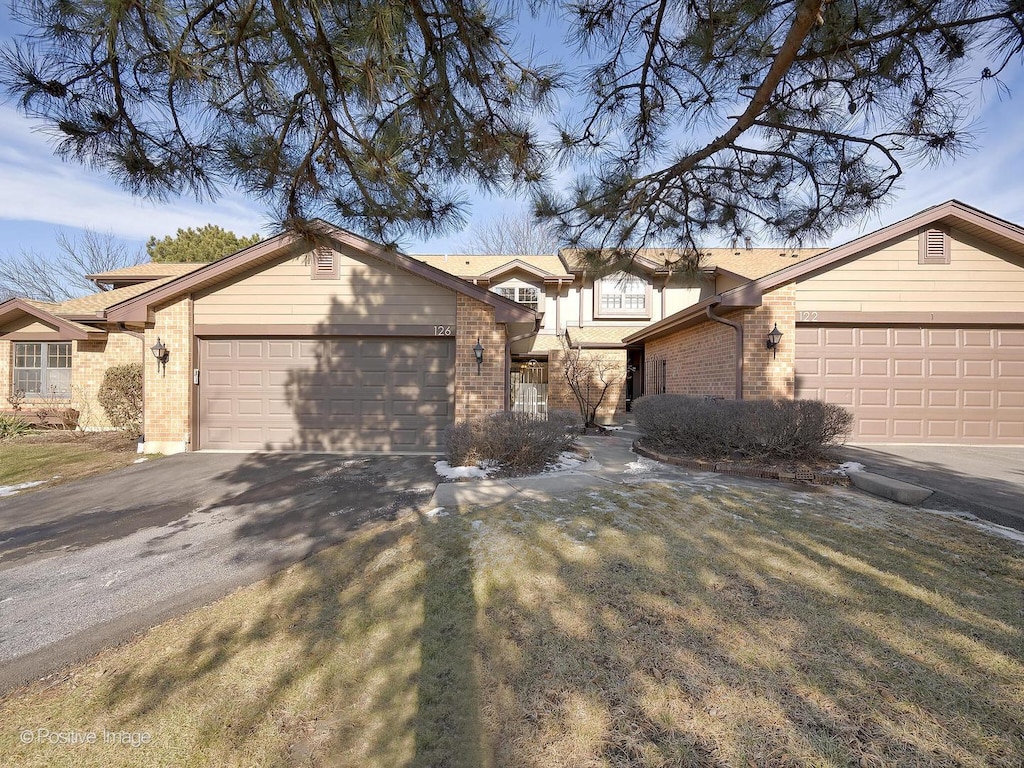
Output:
[
  {"xmin": 741, "ymin": 284, "xmax": 796, "ymax": 400},
  {"xmin": 454, "ymin": 295, "xmax": 506, "ymax": 421},
  {"xmin": 0, "ymin": 340, "xmax": 10, "ymax": 408},
  {"xmin": 143, "ymin": 297, "xmax": 193, "ymax": 453}
]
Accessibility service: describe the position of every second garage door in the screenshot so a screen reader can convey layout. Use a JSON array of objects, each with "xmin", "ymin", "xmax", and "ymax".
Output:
[
  {"xmin": 795, "ymin": 325, "xmax": 1024, "ymax": 443},
  {"xmin": 199, "ymin": 337, "xmax": 454, "ymax": 451}
]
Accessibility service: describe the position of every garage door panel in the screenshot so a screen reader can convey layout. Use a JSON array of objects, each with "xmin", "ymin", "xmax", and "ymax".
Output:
[
  {"xmin": 200, "ymin": 338, "xmax": 453, "ymax": 451},
  {"xmin": 797, "ymin": 324, "xmax": 1023, "ymax": 444}
]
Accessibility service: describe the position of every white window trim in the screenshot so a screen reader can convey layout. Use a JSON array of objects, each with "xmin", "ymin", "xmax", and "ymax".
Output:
[
  {"xmin": 12, "ymin": 341, "xmax": 73, "ymax": 399},
  {"xmin": 494, "ymin": 285, "xmax": 540, "ymax": 311},
  {"xmin": 594, "ymin": 273, "xmax": 652, "ymax": 319}
]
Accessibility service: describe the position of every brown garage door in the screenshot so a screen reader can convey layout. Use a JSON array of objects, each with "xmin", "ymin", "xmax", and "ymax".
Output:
[
  {"xmin": 199, "ymin": 338, "xmax": 454, "ymax": 451},
  {"xmin": 795, "ymin": 325, "xmax": 1024, "ymax": 444}
]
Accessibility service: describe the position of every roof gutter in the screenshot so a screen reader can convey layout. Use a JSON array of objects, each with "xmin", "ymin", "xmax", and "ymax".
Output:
[
  {"xmin": 504, "ymin": 314, "xmax": 544, "ymax": 410},
  {"xmin": 706, "ymin": 302, "xmax": 743, "ymax": 400}
]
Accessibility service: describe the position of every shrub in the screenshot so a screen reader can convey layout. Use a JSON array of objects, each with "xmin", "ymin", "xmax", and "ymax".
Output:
[
  {"xmin": 444, "ymin": 410, "xmax": 579, "ymax": 475},
  {"xmin": 98, "ymin": 363, "xmax": 144, "ymax": 433},
  {"xmin": 0, "ymin": 413, "xmax": 33, "ymax": 440},
  {"xmin": 633, "ymin": 395, "xmax": 852, "ymax": 460}
]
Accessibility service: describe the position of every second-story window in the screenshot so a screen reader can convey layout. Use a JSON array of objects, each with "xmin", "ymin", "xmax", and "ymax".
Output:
[
  {"xmin": 495, "ymin": 286, "xmax": 539, "ymax": 311},
  {"xmin": 598, "ymin": 273, "xmax": 648, "ymax": 315}
]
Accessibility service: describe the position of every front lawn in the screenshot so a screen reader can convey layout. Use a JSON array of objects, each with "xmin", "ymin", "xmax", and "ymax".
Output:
[
  {"xmin": 1, "ymin": 480, "xmax": 1021, "ymax": 766},
  {"xmin": 0, "ymin": 431, "xmax": 142, "ymax": 492}
]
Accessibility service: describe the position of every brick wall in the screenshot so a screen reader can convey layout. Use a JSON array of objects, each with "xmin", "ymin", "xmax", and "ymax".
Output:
[
  {"xmin": 645, "ymin": 318, "xmax": 737, "ymax": 398},
  {"xmin": 0, "ymin": 333, "xmax": 142, "ymax": 428},
  {"xmin": 454, "ymin": 295, "xmax": 506, "ymax": 421},
  {"xmin": 143, "ymin": 296, "xmax": 193, "ymax": 453},
  {"xmin": 640, "ymin": 283, "xmax": 797, "ymax": 402},
  {"xmin": 72, "ymin": 330, "xmax": 144, "ymax": 428},
  {"xmin": 547, "ymin": 346, "xmax": 627, "ymax": 424},
  {"xmin": 0, "ymin": 340, "xmax": 9, "ymax": 409},
  {"xmin": 741, "ymin": 284, "xmax": 795, "ymax": 400}
]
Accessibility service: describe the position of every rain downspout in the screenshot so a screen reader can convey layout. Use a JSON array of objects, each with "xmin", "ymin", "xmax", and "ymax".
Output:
[
  {"xmin": 504, "ymin": 314, "xmax": 543, "ymax": 411},
  {"xmin": 706, "ymin": 302, "xmax": 743, "ymax": 400}
]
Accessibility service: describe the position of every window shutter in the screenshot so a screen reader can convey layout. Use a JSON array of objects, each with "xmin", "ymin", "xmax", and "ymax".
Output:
[
  {"xmin": 918, "ymin": 228, "xmax": 950, "ymax": 265},
  {"xmin": 311, "ymin": 246, "xmax": 338, "ymax": 279}
]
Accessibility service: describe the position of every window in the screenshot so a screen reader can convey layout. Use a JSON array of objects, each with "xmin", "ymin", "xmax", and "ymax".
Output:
[
  {"xmin": 494, "ymin": 285, "xmax": 539, "ymax": 311},
  {"xmin": 596, "ymin": 273, "xmax": 649, "ymax": 317},
  {"xmin": 12, "ymin": 342, "xmax": 72, "ymax": 398}
]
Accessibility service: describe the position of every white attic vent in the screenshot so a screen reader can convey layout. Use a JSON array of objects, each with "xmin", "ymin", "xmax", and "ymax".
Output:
[
  {"xmin": 918, "ymin": 228, "xmax": 950, "ymax": 265},
  {"xmin": 311, "ymin": 246, "xmax": 339, "ymax": 279}
]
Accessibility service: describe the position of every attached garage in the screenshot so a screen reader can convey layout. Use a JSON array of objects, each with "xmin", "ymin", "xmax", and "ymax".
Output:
[
  {"xmin": 796, "ymin": 325, "xmax": 1024, "ymax": 444},
  {"xmin": 199, "ymin": 337, "xmax": 454, "ymax": 451},
  {"xmin": 99, "ymin": 222, "xmax": 535, "ymax": 454},
  {"xmin": 624, "ymin": 201, "xmax": 1024, "ymax": 446}
]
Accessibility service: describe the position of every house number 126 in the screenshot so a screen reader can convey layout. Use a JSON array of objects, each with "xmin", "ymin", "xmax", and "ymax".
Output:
[{"xmin": 434, "ymin": 325, "xmax": 453, "ymax": 336}]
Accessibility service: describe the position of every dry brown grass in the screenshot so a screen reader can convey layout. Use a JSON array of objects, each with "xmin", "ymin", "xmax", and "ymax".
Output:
[
  {"xmin": 0, "ymin": 431, "xmax": 141, "ymax": 490},
  {"xmin": 0, "ymin": 479, "xmax": 1021, "ymax": 767}
]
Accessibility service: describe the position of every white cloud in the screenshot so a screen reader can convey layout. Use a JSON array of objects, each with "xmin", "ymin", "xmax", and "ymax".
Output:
[{"xmin": 0, "ymin": 106, "xmax": 270, "ymax": 241}]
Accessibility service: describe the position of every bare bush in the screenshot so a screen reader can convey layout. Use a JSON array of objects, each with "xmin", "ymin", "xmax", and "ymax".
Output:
[
  {"xmin": 444, "ymin": 410, "xmax": 578, "ymax": 475},
  {"xmin": 560, "ymin": 336, "xmax": 620, "ymax": 428},
  {"xmin": 634, "ymin": 395, "xmax": 852, "ymax": 461}
]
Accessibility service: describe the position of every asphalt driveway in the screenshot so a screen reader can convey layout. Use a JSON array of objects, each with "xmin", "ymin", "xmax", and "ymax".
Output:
[
  {"xmin": 840, "ymin": 445, "xmax": 1024, "ymax": 532},
  {"xmin": 0, "ymin": 452, "xmax": 437, "ymax": 693}
]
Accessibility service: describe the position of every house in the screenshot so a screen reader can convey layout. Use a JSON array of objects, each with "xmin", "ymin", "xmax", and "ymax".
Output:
[
  {"xmin": 1, "ymin": 200, "xmax": 1021, "ymax": 452},
  {"xmin": 624, "ymin": 200, "xmax": 1024, "ymax": 444},
  {"xmin": 415, "ymin": 246, "xmax": 823, "ymax": 421}
]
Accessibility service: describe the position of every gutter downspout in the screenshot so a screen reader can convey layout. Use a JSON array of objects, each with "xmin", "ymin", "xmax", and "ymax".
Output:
[
  {"xmin": 504, "ymin": 314, "xmax": 543, "ymax": 411},
  {"xmin": 706, "ymin": 302, "xmax": 743, "ymax": 400}
]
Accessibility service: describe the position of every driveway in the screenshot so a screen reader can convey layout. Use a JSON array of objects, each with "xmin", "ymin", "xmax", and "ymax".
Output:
[
  {"xmin": 839, "ymin": 445, "xmax": 1024, "ymax": 532},
  {"xmin": 0, "ymin": 452, "xmax": 437, "ymax": 693}
]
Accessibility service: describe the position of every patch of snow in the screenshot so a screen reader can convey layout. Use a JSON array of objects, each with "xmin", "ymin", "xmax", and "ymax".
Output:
[
  {"xmin": 602, "ymin": 424, "xmax": 624, "ymax": 431},
  {"xmin": 922, "ymin": 508, "xmax": 1024, "ymax": 547},
  {"xmin": 0, "ymin": 480, "xmax": 47, "ymax": 497},
  {"xmin": 434, "ymin": 460, "xmax": 498, "ymax": 480},
  {"xmin": 832, "ymin": 461, "xmax": 866, "ymax": 476},
  {"xmin": 545, "ymin": 451, "xmax": 586, "ymax": 472},
  {"xmin": 425, "ymin": 507, "xmax": 447, "ymax": 518},
  {"xmin": 471, "ymin": 520, "xmax": 483, "ymax": 530},
  {"xmin": 133, "ymin": 458, "xmax": 148, "ymax": 464},
  {"xmin": 624, "ymin": 457, "xmax": 658, "ymax": 474}
]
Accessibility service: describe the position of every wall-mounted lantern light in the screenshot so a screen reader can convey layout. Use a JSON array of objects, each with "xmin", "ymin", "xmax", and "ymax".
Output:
[
  {"xmin": 473, "ymin": 338, "xmax": 485, "ymax": 374},
  {"xmin": 151, "ymin": 337, "xmax": 169, "ymax": 373},
  {"xmin": 766, "ymin": 323, "xmax": 783, "ymax": 358}
]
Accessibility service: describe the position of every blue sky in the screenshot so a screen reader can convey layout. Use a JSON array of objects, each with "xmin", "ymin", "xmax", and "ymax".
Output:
[{"xmin": 1, "ymin": 7, "xmax": 1022, "ymax": 261}]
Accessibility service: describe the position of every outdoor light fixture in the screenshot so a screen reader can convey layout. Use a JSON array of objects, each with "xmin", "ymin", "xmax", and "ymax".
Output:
[
  {"xmin": 473, "ymin": 338, "xmax": 485, "ymax": 374},
  {"xmin": 150, "ymin": 337, "xmax": 169, "ymax": 373},
  {"xmin": 766, "ymin": 323, "xmax": 783, "ymax": 358}
]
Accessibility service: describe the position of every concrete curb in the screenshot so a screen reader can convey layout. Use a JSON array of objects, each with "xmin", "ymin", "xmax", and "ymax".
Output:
[
  {"xmin": 631, "ymin": 442, "xmax": 851, "ymax": 487},
  {"xmin": 847, "ymin": 471, "xmax": 934, "ymax": 506}
]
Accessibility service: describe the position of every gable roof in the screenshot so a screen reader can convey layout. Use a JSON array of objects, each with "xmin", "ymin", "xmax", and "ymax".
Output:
[
  {"xmin": 105, "ymin": 222, "xmax": 538, "ymax": 324},
  {"xmin": 87, "ymin": 262, "xmax": 205, "ymax": 285},
  {"xmin": 558, "ymin": 247, "xmax": 822, "ymax": 278},
  {"xmin": 414, "ymin": 253, "xmax": 571, "ymax": 280},
  {"xmin": 0, "ymin": 298, "xmax": 102, "ymax": 340},
  {"xmin": 624, "ymin": 200, "xmax": 1024, "ymax": 345}
]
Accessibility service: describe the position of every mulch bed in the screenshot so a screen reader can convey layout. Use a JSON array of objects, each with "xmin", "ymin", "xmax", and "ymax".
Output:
[{"xmin": 633, "ymin": 440, "xmax": 851, "ymax": 487}]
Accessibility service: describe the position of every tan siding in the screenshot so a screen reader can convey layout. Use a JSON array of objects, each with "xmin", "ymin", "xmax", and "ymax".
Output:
[
  {"xmin": 193, "ymin": 245, "xmax": 456, "ymax": 326},
  {"xmin": 1, "ymin": 318, "xmax": 61, "ymax": 335},
  {"xmin": 796, "ymin": 229, "xmax": 1024, "ymax": 312}
]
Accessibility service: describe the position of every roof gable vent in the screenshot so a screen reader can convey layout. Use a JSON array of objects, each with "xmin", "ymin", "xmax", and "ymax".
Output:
[
  {"xmin": 311, "ymin": 246, "xmax": 339, "ymax": 279},
  {"xmin": 918, "ymin": 228, "xmax": 950, "ymax": 265}
]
